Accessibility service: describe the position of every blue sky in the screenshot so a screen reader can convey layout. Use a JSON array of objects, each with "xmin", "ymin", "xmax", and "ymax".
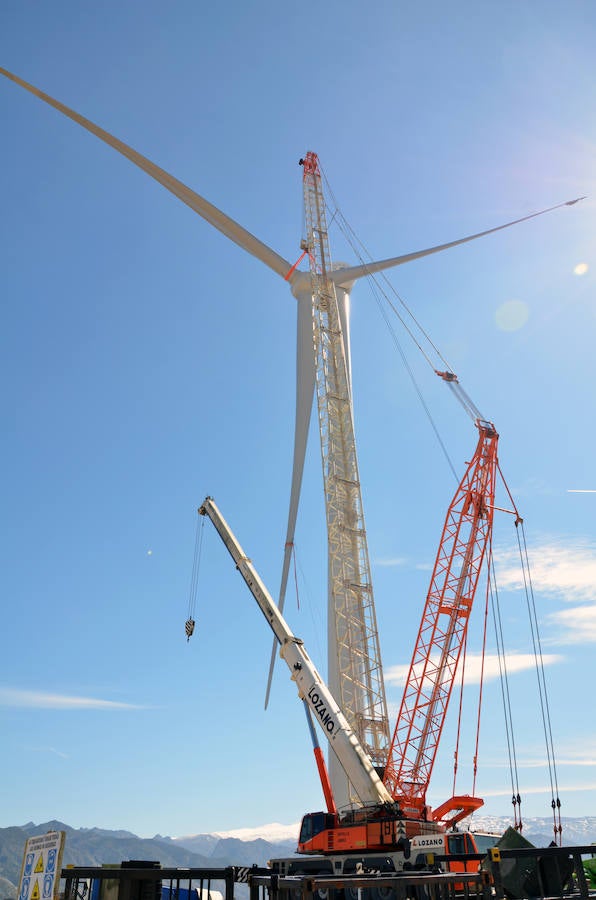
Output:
[{"xmin": 1, "ymin": 1, "xmax": 595, "ymax": 839}]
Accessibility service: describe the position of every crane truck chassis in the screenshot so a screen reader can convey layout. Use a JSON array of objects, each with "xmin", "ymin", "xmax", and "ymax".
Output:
[
  {"xmin": 269, "ymin": 829, "xmax": 480, "ymax": 899},
  {"xmin": 196, "ymin": 498, "xmax": 481, "ymax": 889}
]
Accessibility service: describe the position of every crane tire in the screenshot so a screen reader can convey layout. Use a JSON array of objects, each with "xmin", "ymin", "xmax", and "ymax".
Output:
[
  {"xmin": 371, "ymin": 888, "xmax": 395, "ymax": 900},
  {"xmin": 345, "ymin": 888, "xmax": 369, "ymax": 900}
]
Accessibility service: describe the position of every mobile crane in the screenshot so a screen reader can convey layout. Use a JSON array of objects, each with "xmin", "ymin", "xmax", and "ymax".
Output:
[
  {"xmin": 197, "ymin": 496, "xmax": 393, "ymax": 813},
  {"xmin": 197, "ymin": 497, "xmax": 481, "ymax": 879}
]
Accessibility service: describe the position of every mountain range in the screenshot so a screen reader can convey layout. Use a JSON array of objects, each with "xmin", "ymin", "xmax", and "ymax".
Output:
[
  {"xmin": 2, "ymin": 817, "xmax": 596, "ymax": 899},
  {"xmin": 0, "ymin": 820, "xmax": 298, "ymax": 900}
]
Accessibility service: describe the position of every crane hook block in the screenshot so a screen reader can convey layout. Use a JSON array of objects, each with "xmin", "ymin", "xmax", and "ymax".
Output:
[{"xmin": 185, "ymin": 618, "xmax": 196, "ymax": 641}]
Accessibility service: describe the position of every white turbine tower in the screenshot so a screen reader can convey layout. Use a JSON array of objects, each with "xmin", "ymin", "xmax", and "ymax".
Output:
[{"xmin": 0, "ymin": 67, "xmax": 581, "ymax": 811}]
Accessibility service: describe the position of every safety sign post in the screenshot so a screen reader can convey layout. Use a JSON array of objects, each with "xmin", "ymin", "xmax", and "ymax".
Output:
[{"xmin": 18, "ymin": 831, "xmax": 65, "ymax": 900}]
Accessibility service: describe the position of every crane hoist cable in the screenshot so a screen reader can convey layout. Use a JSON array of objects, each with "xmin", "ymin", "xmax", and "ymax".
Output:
[
  {"xmin": 450, "ymin": 622, "xmax": 469, "ymax": 800},
  {"xmin": 320, "ymin": 165, "xmax": 453, "ymax": 374},
  {"xmin": 279, "ymin": 540, "xmax": 302, "ymax": 610},
  {"xmin": 319, "ymin": 164, "xmax": 490, "ymax": 482},
  {"xmin": 496, "ymin": 463, "xmax": 563, "ymax": 842},
  {"xmin": 290, "ymin": 541, "xmax": 300, "ymax": 610},
  {"xmin": 450, "ymin": 546, "xmax": 491, "ymax": 809},
  {"xmin": 471, "ymin": 541, "xmax": 492, "ymax": 800},
  {"xmin": 366, "ymin": 273, "xmax": 459, "ymax": 482},
  {"xmin": 185, "ymin": 510, "xmax": 206, "ymax": 641},
  {"xmin": 515, "ymin": 516, "xmax": 563, "ymax": 845},
  {"xmin": 489, "ymin": 550, "xmax": 523, "ymax": 832}
]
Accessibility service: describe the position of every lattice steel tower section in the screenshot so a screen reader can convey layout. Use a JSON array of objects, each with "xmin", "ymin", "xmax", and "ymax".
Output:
[
  {"xmin": 382, "ymin": 415, "xmax": 499, "ymax": 818},
  {"xmin": 300, "ymin": 152, "xmax": 390, "ymax": 804}
]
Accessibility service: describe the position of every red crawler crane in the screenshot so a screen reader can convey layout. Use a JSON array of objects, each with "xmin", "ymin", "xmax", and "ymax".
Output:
[
  {"xmin": 382, "ymin": 394, "xmax": 499, "ymax": 825},
  {"xmin": 293, "ymin": 400, "xmax": 500, "ymax": 857},
  {"xmin": 196, "ymin": 379, "xmax": 502, "ymax": 871}
]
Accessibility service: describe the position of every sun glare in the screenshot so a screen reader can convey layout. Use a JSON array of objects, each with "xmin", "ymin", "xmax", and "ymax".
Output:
[{"xmin": 574, "ymin": 262, "xmax": 589, "ymax": 276}]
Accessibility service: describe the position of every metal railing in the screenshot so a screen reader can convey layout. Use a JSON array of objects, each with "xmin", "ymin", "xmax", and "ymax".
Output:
[
  {"xmin": 60, "ymin": 844, "xmax": 596, "ymax": 900},
  {"xmin": 248, "ymin": 869, "xmax": 493, "ymax": 900},
  {"xmin": 62, "ymin": 865, "xmax": 236, "ymax": 900}
]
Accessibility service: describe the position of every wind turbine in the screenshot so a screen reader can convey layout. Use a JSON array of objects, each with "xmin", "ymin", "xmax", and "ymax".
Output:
[{"xmin": 0, "ymin": 66, "xmax": 582, "ymax": 811}]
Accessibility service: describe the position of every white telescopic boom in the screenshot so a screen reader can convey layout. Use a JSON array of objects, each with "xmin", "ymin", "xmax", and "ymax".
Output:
[{"xmin": 198, "ymin": 496, "xmax": 393, "ymax": 808}]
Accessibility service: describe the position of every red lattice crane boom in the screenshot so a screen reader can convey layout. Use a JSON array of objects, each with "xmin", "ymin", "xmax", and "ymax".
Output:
[{"xmin": 382, "ymin": 415, "xmax": 499, "ymax": 822}]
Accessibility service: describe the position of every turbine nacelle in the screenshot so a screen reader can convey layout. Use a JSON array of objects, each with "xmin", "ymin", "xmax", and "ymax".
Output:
[{"xmin": 288, "ymin": 263, "xmax": 355, "ymax": 299}]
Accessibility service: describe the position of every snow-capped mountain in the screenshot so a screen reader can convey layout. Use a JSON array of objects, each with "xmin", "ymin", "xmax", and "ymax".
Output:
[
  {"xmin": 173, "ymin": 821, "xmax": 299, "ymax": 851},
  {"xmin": 470, "ymin": 815, "xmax": 596, "ymax": 846},
  {"xmin": 213, "ymin": 822, "xmax": 300, "ymax": 842},
  {"xmin": 171, "ymin": 823, "xmax": 299, "ymax": 859}
]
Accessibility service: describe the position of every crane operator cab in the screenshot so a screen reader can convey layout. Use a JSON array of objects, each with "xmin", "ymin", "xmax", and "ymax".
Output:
[{"xmin": 298, "ymin": 812, "xmax": 338, "ymax": 852}]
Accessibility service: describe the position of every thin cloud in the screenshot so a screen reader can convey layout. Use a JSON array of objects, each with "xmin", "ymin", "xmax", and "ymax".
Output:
[
  {"xmin": 508, "ymin": 477, "xmax": 557, "ymax": 499},
  {"xmin": 492, "ymin": 538, "xmax": 596, "ymax": 644},
  {"xmin": 374, "ymin": 556, "xmax": 432, "ymax": 571},
  {"xmin": 29, "ymin": 746, "xmax": 70, "ymax": 759},
  {"xmin": 524, "ymin": 757, "xmax": 596, "ymax": 768},
  {"xmin": 384, "ymin": 651, "xmax": 561, "ymax": 687},
  {"xmin": 493, "ymin": 538, "xmax": 596, "ymax": 604},
  {"xmin": 481, "ymin": 782, "xmax": 596, "ymax": 798},
  {"xmin": 375, "ymin": 556, "xmax": 408, "ymax": 568},
  {"xmin": 0, "ymin": 688, "xmax": 147, "ymax": 710},
  {"xmin": 548, "ymin": 604, "xmax": 596, "ymax": 644},
  {"xmin": 483, "ymin": 755, "xmax": 596, "ymax": 769},
  {"xmin": 482, "ymin": 734, "xmax": 596, "ymax": 770},
  {"xmin": 543, "ymin": 739, "xmax": 596, "ymax": 768}
]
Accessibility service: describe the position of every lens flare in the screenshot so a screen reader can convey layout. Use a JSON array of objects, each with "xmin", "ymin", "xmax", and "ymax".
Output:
[{"xmin": 495, "ymin": 299, "xmax": 529, "ymax": 331}]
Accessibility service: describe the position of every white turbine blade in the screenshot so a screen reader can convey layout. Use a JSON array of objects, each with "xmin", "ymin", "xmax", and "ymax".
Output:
[
  {"xmin": 331, "ymin": 197, "xmax": 586, "ymax": 287},
  {"xmin": 264, "ymin": 293, "xmax": 316, "ymax": 708},
  {"xmin": 0, "ymin": 67, "xmax": 292, "ymax": 279}
]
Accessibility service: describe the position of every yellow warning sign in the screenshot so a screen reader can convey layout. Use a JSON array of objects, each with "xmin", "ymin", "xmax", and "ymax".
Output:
[
  {"xmin": 31, "ymin": 880, "xmax": 40, "ymax": 900},
  {"xmin": 34, "ymin": 856, "xmax": 44, "ymax": 874}
]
